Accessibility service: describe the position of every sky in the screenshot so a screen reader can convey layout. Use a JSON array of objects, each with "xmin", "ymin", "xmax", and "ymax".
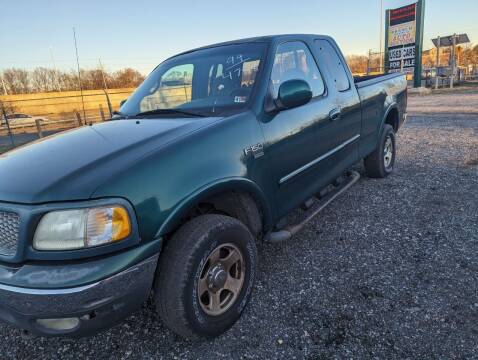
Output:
[{"xmin": 1, "ymin": 0, "xmax": 477, "ymax": 75}]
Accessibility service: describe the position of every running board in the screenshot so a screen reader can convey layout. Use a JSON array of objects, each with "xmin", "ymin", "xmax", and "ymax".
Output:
[{"xmin": 264, "ymin": 170, "xmax": 360, "ymax": 244}]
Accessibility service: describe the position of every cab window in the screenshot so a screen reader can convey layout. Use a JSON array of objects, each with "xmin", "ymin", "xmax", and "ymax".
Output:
[
  {"xmin": 314, "ymin": 39, "xmax": 350, "ymax": 92},
  {"xmin": 270, "ymin": 41, "xmax": 325, "ymax": 99}
]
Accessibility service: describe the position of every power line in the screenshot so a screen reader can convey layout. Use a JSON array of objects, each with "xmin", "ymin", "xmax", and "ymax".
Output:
[{"xmin": 0, "ymin": 57, "xmax": 164, "ymax": 63}]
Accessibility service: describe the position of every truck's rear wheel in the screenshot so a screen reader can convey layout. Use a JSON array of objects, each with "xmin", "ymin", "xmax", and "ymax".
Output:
[
  {"xmin": 155, "ymin": 214, "xmax": 257, "ymax": 340},
  {"xmin": 364, "ymin": 124, "xmax": 396, "ymax": 178}
]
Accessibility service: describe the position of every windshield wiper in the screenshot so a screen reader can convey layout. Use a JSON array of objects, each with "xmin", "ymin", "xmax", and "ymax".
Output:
[
  {"xmin": 112, "ymin": 110, "xmax": 127, "ymax": 119},
  {"xmin": 134, "ymin": 108, "xmax": 205, "ymax": 118}
]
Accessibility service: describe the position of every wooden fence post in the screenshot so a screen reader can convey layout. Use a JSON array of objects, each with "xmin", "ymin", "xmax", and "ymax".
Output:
[
  {"xmin": 1, "ymin": 107, "xmax": 15, "ymax": 148},
  {"xmin": 99, "ymin": 104, "xmax": 105, "ymax": 122},
  {"xmin": 75, "ymin": 110, "xmax": 82, "ymax": 127},
  {"xmin": 35, "ymin": 119, "xmax": 43, "ymax": 138}
]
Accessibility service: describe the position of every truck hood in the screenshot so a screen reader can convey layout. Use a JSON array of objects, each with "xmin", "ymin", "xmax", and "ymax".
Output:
[{"xmin": 0, "ymin": 117, "xmax": 220, "ymax": 204}]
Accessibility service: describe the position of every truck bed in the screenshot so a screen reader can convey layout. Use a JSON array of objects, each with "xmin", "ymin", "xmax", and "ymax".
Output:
[
  {"xmin": 352, "ymin": 72, "xmax": 408, "ymax": 159},
  {"xmin": 353, "ymin": 72, "xmax": 405, "ymax": 89}
]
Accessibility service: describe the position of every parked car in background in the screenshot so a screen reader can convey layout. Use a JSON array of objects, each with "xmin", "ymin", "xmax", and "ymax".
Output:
[{"xmin": 2, "ymin": 113, "xmax": 49, "ymax": 127}]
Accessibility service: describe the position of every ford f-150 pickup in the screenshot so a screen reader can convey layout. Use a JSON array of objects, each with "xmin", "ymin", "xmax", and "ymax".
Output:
[{"xmin": 0, "ymin": 34, "xmax": 407, "ymax": 339}]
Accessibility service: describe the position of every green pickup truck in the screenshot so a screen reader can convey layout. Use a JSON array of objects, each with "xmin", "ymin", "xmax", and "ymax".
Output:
[{"xmin": 0, "ymin": 34, "xmax": 407, "ymax": 339}]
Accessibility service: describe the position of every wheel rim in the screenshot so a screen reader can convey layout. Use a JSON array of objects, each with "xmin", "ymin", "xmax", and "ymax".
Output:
[
  {"xmin": 383, "ymin": 135, "xmax": 394, "ymax": 168},
  {"xmin": 197, "ymin": 243, "xmax": 245, "ymax": 316}
]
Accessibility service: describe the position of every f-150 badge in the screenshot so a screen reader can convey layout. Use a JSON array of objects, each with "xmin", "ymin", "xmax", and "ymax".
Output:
[{"xmin": 244, "ymin": 143, "xmax": 264, "ymax": 159}]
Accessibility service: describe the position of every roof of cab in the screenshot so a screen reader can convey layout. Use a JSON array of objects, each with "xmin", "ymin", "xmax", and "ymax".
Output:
[{"xmin": 168, "ymin": 34, "xmax": 332, "ymax": 60}]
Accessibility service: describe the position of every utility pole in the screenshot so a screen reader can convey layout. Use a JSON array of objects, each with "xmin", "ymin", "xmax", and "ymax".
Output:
[
  {"xmin": 367, "ymin": 49, "xmax": 372, "ymax": 75},
  {"xmin": 73, "ymin": 27, "xmax": 87, "ymax": 124},
  {"xmin": 413, "ymin": 0, "xmax": 426, "ymax": 88},
  {"xmin": 450, "ymin": 34, "xmax": 457, "ymax": 89},
  {"xmin": 379, "ymin": 0, "xmax": 384, "ymax": 72},
  {"xmin": 49, "ymin": 46, "xmax": 62, "ymax": 92},
  {"xmin": 435, "ymin": 36, "xmax": 441, "ymax": 89}
]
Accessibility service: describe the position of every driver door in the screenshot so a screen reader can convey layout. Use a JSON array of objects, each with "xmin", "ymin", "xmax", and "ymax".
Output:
[{"xmin": 259, "ymin": 41, "xmax": 341, "ymax": 217}]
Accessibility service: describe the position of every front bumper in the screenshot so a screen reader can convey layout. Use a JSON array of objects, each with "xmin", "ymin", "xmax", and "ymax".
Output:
[{"xmin": 0, "ymin": 254, "xmax": 158, "ymax": 337}]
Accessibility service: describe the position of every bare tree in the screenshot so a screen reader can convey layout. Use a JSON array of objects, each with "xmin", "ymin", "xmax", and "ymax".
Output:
[
  {"xmin": 81, "ymin": 69, "xmax": 107, "ymax": 90},
  {"xmin": 31, "ymin": 67, "xmax": 60, "ymax": 93},
  {"xmin": 422, "ymin": 49, "xmax": 436, "ymax": 68},
  {"xmin": 459, "ymin": 45, "xmax": 478, "ymax": 72},
  {"xmin": 2, "ymin": 68, "xmax": 31, "ymax": 94},
  {"xmin": 346, "ymin": 55, "xmax": 369, "ymax": 74},
  {"xmin": 59, "ymin": 70, "xmax": 81, "ymax": 91},
  {"xmin": 111, "ymin": 68, "xmax": 145, "ymax": 88},
  {"xmin": 0, "ymin": 99, "xmax": 16, "ymax": 116}
]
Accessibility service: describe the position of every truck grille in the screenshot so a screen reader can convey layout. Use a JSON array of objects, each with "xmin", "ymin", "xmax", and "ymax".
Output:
[{"xmin": 0, "ymin": 211, "xmax": 20, "ymax": 257}]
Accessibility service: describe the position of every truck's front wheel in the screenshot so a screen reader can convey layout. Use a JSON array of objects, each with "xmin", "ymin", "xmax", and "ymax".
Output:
[
  {"xmin": 155, "ymin": 214, "xmax": 258, "ymax": 340},
  {"xmin": 364, "ymin": 124, "xmax": 396, "ymax": 178}
]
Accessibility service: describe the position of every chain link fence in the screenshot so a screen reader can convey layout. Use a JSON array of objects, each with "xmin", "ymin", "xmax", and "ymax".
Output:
[{"xmin": 0, "ymin": 88, "xmax": 134, "ymax": 154}]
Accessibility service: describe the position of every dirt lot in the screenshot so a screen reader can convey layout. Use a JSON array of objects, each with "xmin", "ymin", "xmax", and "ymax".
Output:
[{"xmin": 0, "ymin": 88, "xmax": 477, "ymax": 359}]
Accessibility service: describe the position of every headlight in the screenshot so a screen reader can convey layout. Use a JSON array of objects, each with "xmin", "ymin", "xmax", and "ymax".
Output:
[{"xmin": 33, "ymin": 206, "xmax": 132, "ymax": 251}]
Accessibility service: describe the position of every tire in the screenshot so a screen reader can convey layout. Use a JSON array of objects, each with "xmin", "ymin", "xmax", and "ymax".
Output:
[
  {"xmin": 155, "ymin": 214, "xmax": 258, "ymax": 340},
  {"xmin": 364, "ymin": 124, "xmax": 396, "ymax": 178}
]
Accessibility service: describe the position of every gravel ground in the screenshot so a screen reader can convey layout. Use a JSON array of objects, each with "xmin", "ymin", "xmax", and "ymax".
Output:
[{"xmin": 1, "ymin": 89, "xmax": 477, "ymax": 359}]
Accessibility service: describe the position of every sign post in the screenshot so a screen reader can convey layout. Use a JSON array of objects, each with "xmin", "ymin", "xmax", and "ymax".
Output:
[
  {"xmin": 414, "ymin": 0, "xmax": 425, "ymax": 88},
  {"xmin": 384, "ymin": 0, "xmax": 425, "ymax": 88}
]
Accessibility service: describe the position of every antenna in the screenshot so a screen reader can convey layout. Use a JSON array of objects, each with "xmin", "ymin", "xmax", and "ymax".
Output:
[
  {"xmin": 98, "ymin": 58, "xmax": 113, "ymax": 117},
  {"xmin": 73, "ymin": 27, "xmax": 87, "ymax": 124}
]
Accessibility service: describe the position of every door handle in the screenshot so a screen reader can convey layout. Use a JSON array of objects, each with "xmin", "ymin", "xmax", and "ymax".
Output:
[{"xmin": 329, "ymin": 108, "xmax": 342, "ymax": 121}]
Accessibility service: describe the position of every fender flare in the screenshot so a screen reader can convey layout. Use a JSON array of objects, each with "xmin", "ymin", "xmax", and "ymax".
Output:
[
  {"xmin": 380, "ymin": 102, "xmax": 399, "ymax": 132},
  {"xmin": 155, "ymin": 177, "xmax": 273, "ymax": 238}
]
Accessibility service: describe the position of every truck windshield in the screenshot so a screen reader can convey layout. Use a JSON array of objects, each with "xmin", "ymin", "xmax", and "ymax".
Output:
[{"xmin": 119, "ymin": 43, "xmax": 266, "ymax": 118}]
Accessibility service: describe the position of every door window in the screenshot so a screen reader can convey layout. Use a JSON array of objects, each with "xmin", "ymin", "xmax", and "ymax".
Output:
[
  {"xmin": 270, "ymin": 41, "xmax": 325, "ymax": 99},
  {"xmin": 314, "ymin": 40, "xmax": 350, "ymax": 92}
]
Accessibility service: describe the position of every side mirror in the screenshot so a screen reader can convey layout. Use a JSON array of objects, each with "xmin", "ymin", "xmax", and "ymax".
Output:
[
  {"xmin": 276, "ymin": 79, "xmax": 312, "ymax": 110},
  {"xmin": 119, "ymin": 99, "xmax": 127, "ymax": 107}
]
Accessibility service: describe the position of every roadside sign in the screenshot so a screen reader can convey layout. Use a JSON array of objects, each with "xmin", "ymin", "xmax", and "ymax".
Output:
[
  {"xmin": 432, "ymin": 34, "xmax": 470, "ymax": 48},
  {"xmin": 385, "ymin": 0, "xmax": 425, "ymax": 87}
]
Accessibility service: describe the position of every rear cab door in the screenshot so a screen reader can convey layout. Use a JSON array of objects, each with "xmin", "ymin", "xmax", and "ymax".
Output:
[{"xmin": 312, "ymin": 38, "xmax": 362, "ymax": 173}]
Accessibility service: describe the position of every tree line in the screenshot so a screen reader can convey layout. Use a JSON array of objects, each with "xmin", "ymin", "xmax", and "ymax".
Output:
[
  {"xmin": 2, "ymin": 45, "xmax": 478, "ymax": 95},
  {"xmin": 0, "ymin": 67, "xmax": 145, "ymax": 95},
  {"xmin": 423, "ymin": 45, "xmax": 478, "ymax": 69},
  {"xmin": 346, "ymin": 44, "xmax": 478, "ymax": 75}
]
